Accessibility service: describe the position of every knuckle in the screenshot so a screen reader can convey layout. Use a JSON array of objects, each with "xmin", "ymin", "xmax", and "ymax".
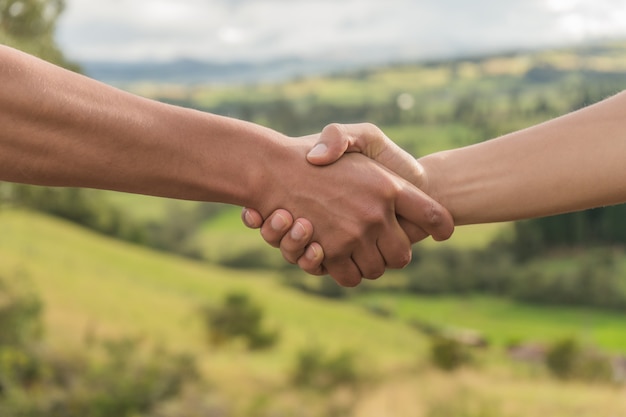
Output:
[
  {"xmin": 364, "ymin": 267, "xmax": 385, "ymax": 280},
  {"xmin": 260, "ymin": 228, "xmax": 280, "ymax": 248},
  {"xmin": 323, "ymin": 122, "xmax": 346, "ymax": 138},
  {"xmin": 336, "ymin": 274, "xmax": 362, "ymax": 288},
  {"xmin": 388, "ymin": 249, "xmax": 412, "ymax": 269},
  {"xmin": 281, "ymin": 251, "xmax": 298, "ymax": 265},
  {"xmin": 300, "ymin": 263, "xmax": 324, "ymax": 276},
  {"xmin": 428, "ymin": 202, "xmax": 454, "ymax": 240},
  {"xmin": 428, "ymin": 202, "xmax": 444, "ymax": 227}
]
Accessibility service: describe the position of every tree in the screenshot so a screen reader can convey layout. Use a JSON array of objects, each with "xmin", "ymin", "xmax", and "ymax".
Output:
[{"xmin": 0, "ymin": 0, "xmax": 79, "ymax": 70}]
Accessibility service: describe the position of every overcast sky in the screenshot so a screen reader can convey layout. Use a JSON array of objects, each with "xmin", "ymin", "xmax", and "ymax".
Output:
[{"xmin": 55, "ymin": 0, "xmax": 626, "ymax": 63}]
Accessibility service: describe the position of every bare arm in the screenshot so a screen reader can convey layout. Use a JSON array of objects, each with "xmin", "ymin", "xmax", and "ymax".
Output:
[
  {"xmin": 0, "ymin": 44, "xmax": 270, "ymax": 204},
  {"xmin": 419, "ymin": 91, "xmax": 626, "ymax": 224},
  {"xmin": 246, "ymin": 91, "xmax": 626, "ymax": 269},
  {"xmin": 0, "ymin": 45, "xmax": 454, "ymax": 285}
]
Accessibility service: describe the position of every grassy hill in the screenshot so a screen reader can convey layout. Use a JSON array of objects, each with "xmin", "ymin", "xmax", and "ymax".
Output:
[
  {"xmin": 2, "ymin": 208, "xmax": 626, "ymax": 416},
  {"xmin": 0, "ymin": 208, "xmax": 429, "ymax": 367}
]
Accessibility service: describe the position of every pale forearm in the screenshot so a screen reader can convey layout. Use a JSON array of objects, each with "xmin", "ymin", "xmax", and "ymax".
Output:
[
  {"xmin": 419, "ymin": 91, "xmax": 626, "ymax": 225},
  {"xmin": 0, "ymin": 45, "xmax": 279, "ymax": 207}
]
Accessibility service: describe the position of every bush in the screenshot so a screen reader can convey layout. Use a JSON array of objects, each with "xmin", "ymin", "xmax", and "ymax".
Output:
[
  {"xmin": 282, "ymin": 271, "xmax": 348, "ymax": 299},
  {"xmin": 0, "ymin": 337, "xmax": 199, "ymax": 417},
  {"xmin": 291, "ymin": 345, "xmax": 359, "ymax": 391},
  {"xmin": 545, "ymin": 337, "xmax": 579, "ymax": 379},
  {"xmin": 545, "ymin": 337, "xmax": 613, "ymax": 382},
  {"xmin": 0, "ymin": 274, "xmax": 201, "ymax": 417},
  {"xmin": 0, "ymin": 275, "xmax": 43, "ymax": 348},
  {"xmin": 430, "ymin": 336, "xmax": 472, "ymax": 371},
  {"xmin": 201, "ymin": 292, "xmax": 279, "ymax": 351}
]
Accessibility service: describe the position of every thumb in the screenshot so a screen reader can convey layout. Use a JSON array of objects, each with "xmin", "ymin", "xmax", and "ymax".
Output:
[{"xmin": 306, "ymin": 123, "xmax": 351, "ymax": 166}]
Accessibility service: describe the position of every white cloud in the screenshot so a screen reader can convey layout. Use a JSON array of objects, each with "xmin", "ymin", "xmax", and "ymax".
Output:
[{"xmin": 55, "ymin": 0, "xmax": 626, "ymax": 63}]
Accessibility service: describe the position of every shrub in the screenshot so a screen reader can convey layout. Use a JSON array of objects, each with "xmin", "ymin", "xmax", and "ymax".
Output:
[
  {"xmin": 430, "ymin": 336, "xmax": 472, "ymax": 371},
  {"xmin": 201, "ymin": 292, "xmax": 279, "ymax": 351},
  {"xmin": 0, "ymin": 337, "xmax": 199, "ymax": 417},
  {"xmin": 545, "ymin": 337, "xmax": 613, "ymax": 382},
  {"xmin": 545, "ymin": 337, "xmax": 579, "ymax": 379},
  {"xmin": 291, "ymin": 345, "xmax": 359, "ymax": 391},
  {"xmin": 282, "ymin": 271, "xmax": 348, "ymax": 299},
  {"xmin": 0, "ymin": 275, "xmax": 43, "ymax": 348}
]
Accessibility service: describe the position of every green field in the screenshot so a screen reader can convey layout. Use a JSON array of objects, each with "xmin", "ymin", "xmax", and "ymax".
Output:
[
  {"xmin": 2, "ymin": 208, "xmax": 626, "ymax": 416},
  {"xmin": 354, "ymin": 293, "xmax": 626, "ymax": 352}
]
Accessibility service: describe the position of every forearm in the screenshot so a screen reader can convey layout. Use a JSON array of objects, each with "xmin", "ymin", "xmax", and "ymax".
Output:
[
  {"xmin": 419, "ymin": 91, "xmax": 626, "ymax": 225},
  {"xmin": 0, "ymin": 45, "xmax": 282, "ymax": 207}
]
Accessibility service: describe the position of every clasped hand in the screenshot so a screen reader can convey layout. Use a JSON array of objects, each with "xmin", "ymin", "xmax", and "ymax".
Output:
[{"xmin": 243, "ymin": 123, "xmax": 454, "ymax": 286}]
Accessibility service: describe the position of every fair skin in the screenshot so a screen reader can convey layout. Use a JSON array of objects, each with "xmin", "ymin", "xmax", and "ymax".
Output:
[
  {"xmin": 244, "ymin": 90, "xmax": 626, "ymax": 274},
  {"xmin": 0, "ymin": 45, "xmax": 454, "ymax": 286}
]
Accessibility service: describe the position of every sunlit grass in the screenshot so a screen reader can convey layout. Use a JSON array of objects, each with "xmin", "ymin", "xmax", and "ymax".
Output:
[
  {"xmin": 0, "ymin": 209, "xmax": 429, "ymax": 370},
  {"xmin": 353, "ymin": 292, "xmax": 626, "ymax": 352},
  {"xmin": 3, "ymin": 208, "xmax": 626, "ymax": 415}
]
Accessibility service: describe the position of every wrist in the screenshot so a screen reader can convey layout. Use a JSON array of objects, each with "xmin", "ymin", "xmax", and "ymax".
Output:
[
  {"xmin": 239, "ymin": 131, "xmax": 303, "ymax": 215},
  {"xmin": 415, "ymin": 152, "xmax": 449, "ymax": 220}
]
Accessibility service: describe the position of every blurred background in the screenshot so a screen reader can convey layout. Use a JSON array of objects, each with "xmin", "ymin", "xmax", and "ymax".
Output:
[{"xmin": 2, "ymin": 0, "xmax": 626, "ymax": 416}]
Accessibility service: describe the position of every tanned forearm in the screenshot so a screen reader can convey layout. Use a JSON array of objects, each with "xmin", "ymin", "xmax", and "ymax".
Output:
[
  {"xmin": 0, "ymin": 44, "xmax": 282, "ymax": 207},
  {"xmin": 418, "ymin": 90, "xmax": 626, "ymax": 225}
]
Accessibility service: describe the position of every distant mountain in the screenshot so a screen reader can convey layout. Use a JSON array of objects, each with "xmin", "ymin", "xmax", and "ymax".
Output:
[{"xmin": 81, "ymin": 57, "xmax": 363, "ymax": 85}]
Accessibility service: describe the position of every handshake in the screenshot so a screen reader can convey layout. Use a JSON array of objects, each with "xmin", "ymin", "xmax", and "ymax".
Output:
[
  {"xmin": 238, "ymin": 86, "xmax": 626, "ymax": 288},
  {"xmin": 5, "ymin": 45, "xmax": 623, "ymax": 284},
  {"xmin": 240, "ymin": 123, "xmax": 455, "ymax": 287}
]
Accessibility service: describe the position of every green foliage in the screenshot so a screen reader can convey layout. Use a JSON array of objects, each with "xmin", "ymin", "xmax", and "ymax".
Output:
[
  {"xmin": 545, "ymin": 337, "xmax": 613, "ymax": 382},
  {"xmin": 430, "ymin": 336, "xmax": 473, "ymax": 371},
  {"xmin": 8, "ymin": 185, "xmax": 216, "ymax": 260},
  {"xmin": 0, "ymin": 0, "xmax": 63, "ymax": 37},
  {"xmin": 218, "ymin": 247, "xmax": 278, "ymax": 269},
  {"xmin": 291, "ymin": 345, "xmax": 359, "ymax": 391},
  {"xmin": 545, "ymin": 337, "xmax": 579, "ymax": 379},
  {"xmin": 369, "ymin": 245, "xmax": 626, "ymax": 312},
  {"xmin": 142, "ymin": 202, "xmax": 208, "ymax": 259},
  {"xmin": 403, "ymin": 246, "xmax": 517, "ymax": 297},
  {"xmin": 0, "ymin": 338, "xmax": 199, "ymax": 417},
  {"xmin": 0, "ymin": 274, "xmax": 200, "ymax": 417},
  {"xmin": 512, "ymin": 205, "xmax": 626, "ymax": 259},
  {"xmin": 201, "ymin": 292, "xmax": 279, "ymax": 350},
  {"xmin": 283, "ymin": 270, "xmax": 348, "ymax": 299},
  {"xmin": 0, "ymin": 0, "xmax": 78, "ymax": 70},
  {"xmin": 0, "ymin": 275, "xmax": 42, "ymax": 348},
  {"xmin": 512, "ymin": 249, "xmax": 626, "ymax": 309}
]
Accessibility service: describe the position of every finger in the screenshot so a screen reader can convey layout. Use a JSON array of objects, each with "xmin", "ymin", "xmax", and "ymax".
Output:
[
  {"xmin": 296, "ymin": 243, "xmax": 327, "ymax": 276},
  {"xmin": 260, "ymin": 209, "xmax": 294, "ymax": 248},
  {"xmin": 325, "ymin": 258, "xmax": 363, "ymax": 287},
  {"xmin": 306, "ymin": 123, "xmax": 351, "ymax": 166},
  {"xmin": 397, "ymin": 216, "xmax": 430, "ymax": 244},
  {"xmin": 394, "ymin": 182, "xmax": 455, "ymax": 242},
  {"xmin": 351, "ymin": 243, "xmax": 386, "ymax": 280},
  {"xmin": 279, "ymin": 218, "xmax": 314, "ymax": 264},
  {"xmin": 376, "ymin": 221, "xmax": 414, "ymax": 269},
  {"xmin": 241, "ymin": 207, "xmax": 264, "ymax": 229}
]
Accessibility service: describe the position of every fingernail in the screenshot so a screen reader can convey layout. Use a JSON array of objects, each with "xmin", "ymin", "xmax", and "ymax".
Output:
[
  {"xmin": 307, "ymin": 143, "xmax": 328, "ymax": 158},
  {"xmin": 270, "ymin": 213, "xmax": 288, "ymax": 231},
  {"xmin": 290, "ymin": 222, "xmax": 306, "ymax": 240},
  {"xmin": 243, "ymin": 210, "xmax": 254, "ymax": 227},
  {"xmin": 305, "ymin": 245, "xmax": 318, "ymax": 260}
]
